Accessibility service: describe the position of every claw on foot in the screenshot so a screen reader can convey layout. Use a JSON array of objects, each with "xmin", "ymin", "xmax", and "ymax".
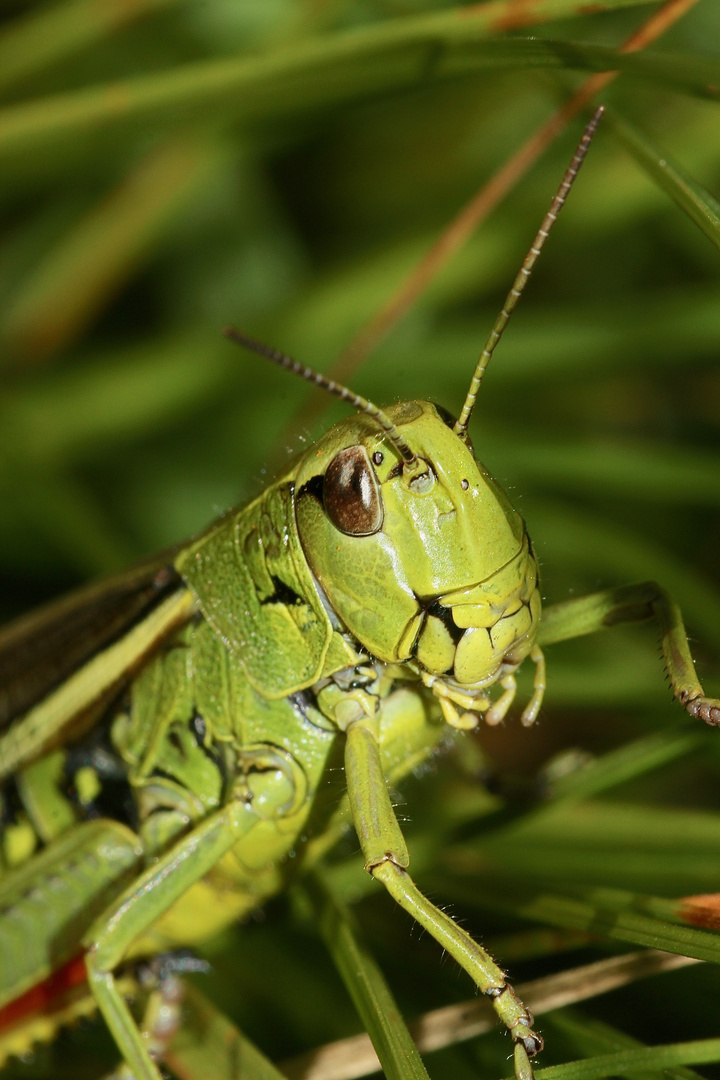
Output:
[{"xmin": 682, "ymin": 694, "xmax": 720, "ymax": 726}]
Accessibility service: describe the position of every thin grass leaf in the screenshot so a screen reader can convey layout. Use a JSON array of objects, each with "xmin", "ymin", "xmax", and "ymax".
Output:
[
  {"xmin": 0, "ymin": 467, "xmax": 135, "ymax": 573},
  {"xmin": 280, "ymin": 951, "xmax": 698, "ymax": 1080},
  {"xmin": 1, "ymin": 29, "xmax": 719, "ymax": 164},
  {"xmin": 1, "ymin": 135, "xmax": 225, "ymax": 366},
  {"xmin": 475, "ymin": 803, "xmax": 720, "ymax": 893},
  {"xmin": 0, "ymin": 333, "xmax": 231, "ymax": 464},
  {"xmin": 448, "ymin": 881, "xmax": 720, "ymax": 963},
  {"xmin": 0, "ymin": 0, "xmax": 186, "ymax": 94},
  {"xmin": 492, "ymin": 437, "xmax": 720, "ymax": 506},
  {"xmin": 529, "ymin": 1038, "xmax": 720, "ymax": 1080},
  {"xmin": 164, "ymin": 980, "xmax": 288, "ymax": 1080},
  {"xmin": 529, "ymin": 500, "xmax": 720, "ymax": 648},
  {"xmin": 547, "ymin": 1008, "xmax": 706, "ymax": 1080},
  {"xmin": 388, "ymin": 285, "xmax": 720, "ymax": 392},
  {"xmin": 301, "ymin": 869, "xmax": 431, "ymax": 1080},
  {"xmin": 605, "ymin": 108, "xmax": 720, "ymax": 251},
  {"xmin": 509, "ymin": 726, "xmax": 704, "ymax": 809}
]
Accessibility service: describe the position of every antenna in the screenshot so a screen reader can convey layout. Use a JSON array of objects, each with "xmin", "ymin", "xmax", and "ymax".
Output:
[
  {"xmin": 453, "ymin": 105, "xmax": 604, "ymax": 440},
  {"xmin": 223, "ymin": 327, "xmax": 419, "ymax": 469}
]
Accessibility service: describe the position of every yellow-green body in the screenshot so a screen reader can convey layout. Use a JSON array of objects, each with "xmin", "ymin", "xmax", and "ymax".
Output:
[
  {"xmin": 0, "ymin": 400, "xmax": 540, "ymax": 1014},
  {"xmin": 2, "ymin": 111, "xmax": 718, "ymax": 1077},
  {"xmin": 1, "ymin": 394, "xmax": 714, "ymax": 1080}
]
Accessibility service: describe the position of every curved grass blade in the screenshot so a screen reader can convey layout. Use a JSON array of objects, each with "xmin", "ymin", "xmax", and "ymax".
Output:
[
  {"xmin": 605, "ymin": 108, "xmax": 720, "ymax": 251},
  {"xmin": 530, "ymin": 1039, "xmax": 720, "ymax": 1080},
  {"xmin": 527, "ymin": 500, "xmax": 720, "ymax": 649},
  {"xmin": 163, "ymin": 981, "xmax": 288, "ymax": 1080},
  {"xmin": 0, "ymin": 0, "xmax": 186, "ymax": 94},
  {"xmin": 442, "ymin": 880, "xmax": 720, "ymax": 964},
  {"xmin": 507, "ymin": 726, "xmax": 705, "ymax": 810},
  {"xmin": 493, "ymin": 437, "xmax": 720, "ymax": 507},
  {"xmin": 0, "ymin": 334, "xmax": 232, "ymax": 465},
  {"xmin": 474, "ymin": 803, "xmax": 720, "ymax": 894},
  {"xmin": 0, "ymin": 0, "xmax": 663, "ymax": 97},
  {"xmin": 0, "ymin": 30, "xmax": 719, "ymax": 164},
  {"xmin": 546, "ymin": 1010, "xmax": 706, "ymax": 1080},
  {"xmin": 1, "ymin": 135, "xmax": 224, "ymax": 368},
  {"xmin": 300, "ymin": 869, "xmax": 431, "ymax": 1080}
]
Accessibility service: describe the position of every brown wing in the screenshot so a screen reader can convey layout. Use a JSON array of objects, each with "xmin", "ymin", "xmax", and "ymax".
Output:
[{"xmin": 0, "ymin": 552, "xmax": 185, "ymax": 731}]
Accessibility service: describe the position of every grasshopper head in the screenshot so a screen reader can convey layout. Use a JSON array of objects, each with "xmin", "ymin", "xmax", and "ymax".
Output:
[
  {"xmin": 295, "ymin": 401, "xmax": 540, "ymax": 691},
  {"xmin": 226, "ymin": 109, "xmax": 604, "ymax": 707}
]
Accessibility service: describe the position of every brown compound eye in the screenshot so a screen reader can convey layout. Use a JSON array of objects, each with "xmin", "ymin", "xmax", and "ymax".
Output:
[{"xmin": 324, "ymin": 445, "xmax": 383, "ymax": 536}]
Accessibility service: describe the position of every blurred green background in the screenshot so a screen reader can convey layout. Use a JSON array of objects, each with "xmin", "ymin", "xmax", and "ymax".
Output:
[{"xmin": 2, "ymin": 1, "xmax": 720, "ymax": 1077}]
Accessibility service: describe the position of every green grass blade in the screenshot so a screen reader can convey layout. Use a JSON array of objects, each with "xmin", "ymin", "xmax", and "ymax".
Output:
[
  {"xmin": 0, "ymin": 333, "xmax": 231, "ymax": 463},
  {"xmin": 514, "ymin": 726, "xmax": 704, "ymax": 809},
  {"xmin": 548, "ymin": 1009, "xmax": 706, "ymax": 1080},
  {"xmin": 1, "ymin": 136, "xmax": 224, "ymax": 367},
  {"xmin": 527, "ymin": 500, "xmax": 720, "ymax": 649},
  {"xmin": 493, "ymin": 437, "xmax": 720, "ymax": 506},
  {"xmin": 164, "ymin": 981, "xmax": 288, "ymax": 1080},
  {"xmin": 475, "ymin": 801, "xmax": 720, "ymax": 894},
  {"xmin": 461, "ymin": 0, "xmax": 658, "ymax": 27},
  {"xmin": 529, "ymin": 1039, "xmax": 720, "ymax": 1080},
  {"xmin": 447, "ymin": 881, "xmax": 720, "ymax": 964},
  {"xmin": 409, "ymin": 286, "xmax": 720, "ymax": 389},
  {"xmin": 301, "ymin": 869, "xmax": 431, "ymax": 1080},
  {"xmin": 0, "ymin": 0, "xmax": 662, "ymax": 96},
  {"xmin": 0, "ymin": 29, "xmax": 718, "ymax": 163},
  {"xmin": 0, "ymin": 0, "xmax": 185, "ymax": 93},
  {"xmin": 0, "ymin": 467, "xmax": 135, "ymax": 574},
  {"xmin": 605, "ymin": 109, "xmax": 720, "ymax": 251}
]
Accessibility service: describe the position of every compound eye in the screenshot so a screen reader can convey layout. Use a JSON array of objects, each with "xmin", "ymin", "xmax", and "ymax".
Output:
[{"xmin": 324, "ymin": 446, "xmax": 383, "ymax": 536}]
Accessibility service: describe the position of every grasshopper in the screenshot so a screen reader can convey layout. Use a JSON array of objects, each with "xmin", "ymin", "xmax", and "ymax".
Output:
[{"xmin": 0, "ymin": 108, "xmax": 718, "ymax": 1080}]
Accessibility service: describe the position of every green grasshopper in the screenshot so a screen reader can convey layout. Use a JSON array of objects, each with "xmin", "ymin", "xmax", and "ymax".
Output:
[{"xmin": 0, "ymin": 107, "xmax": 718, "ymax": 1080}]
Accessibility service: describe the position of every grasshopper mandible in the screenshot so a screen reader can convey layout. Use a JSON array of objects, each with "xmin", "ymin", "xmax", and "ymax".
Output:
[{"xmin": 0, "ymin": 107, "xmax": 717, "ymax": 1080}]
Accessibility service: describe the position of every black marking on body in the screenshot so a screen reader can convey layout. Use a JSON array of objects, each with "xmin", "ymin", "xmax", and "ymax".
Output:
[
  {"xmin": 0, "ymin": 779, "xmax": 25, "ymax": 830},
  {"xmin": 167, "ymin": 730, "xmax": 186, "ymax": 757},
  {"xmin": 189, "ymin": 713, "xmax": 226, "ymax": 773},
  {"xmin": 289, "ymin": 687, "xmax": 319, "ymax": 720},
  {"xmin": 64, "ymin": 732, "xmax": 136, "ymax": 829},
  {"xmin": 347, "ymin": 667, "xmax": 377, "ymax": 691},
  {"xmin": 147, "ymin": 713, "xmax": 227, "ymax": 790},
  {"xmin": 431, "ymin": 403, "xmax": 458, "ymax": 429},
  {"xmin": 297, "ymin": 474, "xmax": 324, "ymax": 504},
  {"xmin": 262, "ymin": 575, "xmax": 304, "ymax": 608},
  {"xmin": 424, "ymin": 599, "xmax": 465, "ymax": 645}
]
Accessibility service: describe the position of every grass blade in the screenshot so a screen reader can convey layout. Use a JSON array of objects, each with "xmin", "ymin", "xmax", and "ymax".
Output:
[
  {"xmin": 300, "ymin": 869, "xmax": 431, "ymax": 1080},
  {"xmin": 0, "ymin": 0, "xmax": 185, "ymax": 93},
  {"xmin": 1, "ymin": 135, "xmax": 224, "ymax": 367},
  {"xmin": 605, "ymin": 108, "xmax": 720, "ymax": 250},
  {"xmin": 280, "ymin": 951, "xmax": 698, "ymax": 1080},
  {"xmin": 530, "ymin": 1039, "xmax": 720, "ymax": 1080},
  {"xmin": 1, "ymin": 30, "xmax": 718, "ymax": 163},
  {"xmin": 164, "ymin": 981, "xmax": 288, "ymax": 1080}
]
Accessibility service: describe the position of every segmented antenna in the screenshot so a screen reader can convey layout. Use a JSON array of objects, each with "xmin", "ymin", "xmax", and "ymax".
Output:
[
  {"xmin": 223, "ymin": 327, "xmax": 418, "ymax": 468},
  {"xmin": 453, "ymin": 106, "xmax": 604, "ymax": 440}
]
